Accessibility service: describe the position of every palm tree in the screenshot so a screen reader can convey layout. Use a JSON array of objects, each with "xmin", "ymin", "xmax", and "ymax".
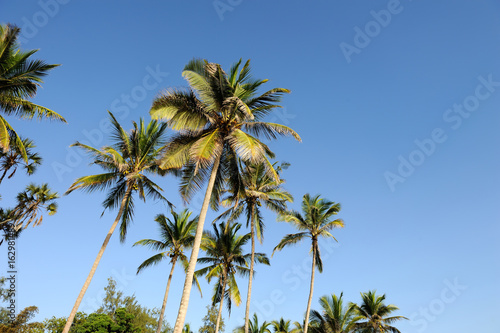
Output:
[
  {"xmin": 196, "ymin": 221, "xmax": 269, "ymax": 333},
  {"xmin": 273, "ymin": 194, "xmax": 344, "ymax": 333},
  {"xmin": 235, "ymin": 313, "xmax": 272, "ymax": 333},
  {"xmin": 309, "ymin": 293, "xmax": 357, "ymax": 333},
  {"xmin": 0, "ymin": 183, "xmax": 57, "ymax": 246},
  {"xmin": 150, "ymin": 58, "xmax": 300, "ymax": 333},
  {"xmin": 0, "ymin": 136, "xmax": 41, "ymax": 184},
  {"xmin": 62, "ymin": 112, "xmax": 172, "ymax": 333},
  {"xmin": 133, "ymin": 208, "xmax": 199, "ymax": 333},
  {"xmin": 0, "ymin": 183, "xmax": 58, "ymax": 231},
  {"xmin": 220, "ymin": 162, "xmax": 292, "ymax": 333},
  {"xmin": 351, "ymin": 291, "xmax": 407, "ymax": 333},
  {"xmin": 0, "ymin": 23, "xmax": 65, "ymax": 159},
  {"xmin": 271, "ymin": 318, "xmax": 295, "ymax": 333}
]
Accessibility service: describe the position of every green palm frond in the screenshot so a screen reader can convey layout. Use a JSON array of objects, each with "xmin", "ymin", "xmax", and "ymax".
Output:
[
  {"xmin": 136, "ymin": 252, "xmax": 167, "ymax": 274},
  {"xmin": 272, "ymin": 232, "xmax": 309, "ymax": 255},
  {"xmin": 65, "ymin": 173, "xmax": 118, "ymax": 195},
  {"xmin": 243, "ymin": 122, "xmax": 301, "ymax": 142}
]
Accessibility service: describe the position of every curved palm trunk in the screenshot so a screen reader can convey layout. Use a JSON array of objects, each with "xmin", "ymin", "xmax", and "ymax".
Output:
[
  {"xmin": 215, "ymin": 273, "xmax": 228, "ymax": 333},
  {"xmin": 303, "ymin": 241, "xmax": 316, "ymax": 333},
  {"xmin": 157, "ymin": 257, "xmax": 177, "ymax": 333},
  {"xmin": 173, "ymin": 155, "xmax": 222, "ymax": 333},
  {"xmin": 244, "ymin": 205, "xmax": 256, "ymax": 333},
  {"xmin": 62, "ymin": 187, "xmax": 132, "ymax": 333},
  {"xmin": 0, "ymin": 167, "xmax": 10, "ymax": 184}
]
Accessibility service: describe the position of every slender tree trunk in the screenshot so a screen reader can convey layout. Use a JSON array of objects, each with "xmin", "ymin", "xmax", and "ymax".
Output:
[
  {"xmin": 62, "ymin": 187, "xmax": 132, "ymax": 333},
  {"xmin": 157, "ymin": 257, "xmax": 177, "ymax": 333},
  {"xmin": 215, "ymin": 273, "xmax": 228, "ymax": 333},
  {"xmin": 0, "ymin": 167, "xmax": 9, "ymax": 184},
  {"xmin": 173, "ymin": 155, "xmax": 222, "ymax": 333},
  {"xmin": 244, "ymin": 204, "xmax": 256, "ymax": 333},
  {"xmin": 303, "ymin": 241, "xmax": 316, "ymax": 333}
]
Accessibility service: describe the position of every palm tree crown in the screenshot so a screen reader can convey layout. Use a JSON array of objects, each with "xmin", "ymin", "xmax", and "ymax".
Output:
[
  {"xmin": 66, "ymin": 112, "xmax": 171, "ymax": 241},
  {"xmin": 1, "ymin": 183, "xmax": 58, "ymax": 231},
  {"xmin": 352, "ymin": 291, "xmax": 408, "ymax": 333},
  {"xmin": 235, "ymin": 313, "xmax": 272, "ymax": 333},
  {"xmin": 0, "ymin": 23, "xmax": 65, "ymax": 158},
  {"xmin": 134, "ymin": 209, "xmax": 198, "ymax": 274},
  {"xmin": 309, "ymin": 293, "xmax": 357, "ymax": 333},
  {"xmin": 0, "ymin": 136, "xmax": 41, "ymax": 184},
  {"xmin": 151, "ymin": 58, "xmax": 301, "ymax": 203},
  {"xmin": 271, "ymin": 318, "xmax": 296, "ymax": 333}
]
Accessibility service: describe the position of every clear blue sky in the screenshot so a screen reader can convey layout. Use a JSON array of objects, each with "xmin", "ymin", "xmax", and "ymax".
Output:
[{"xmin": 1, "ymin": 1, "xmax": 499, "ymax": 332}]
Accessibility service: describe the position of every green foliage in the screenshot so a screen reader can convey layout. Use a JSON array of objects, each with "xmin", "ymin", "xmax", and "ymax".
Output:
[
  {"xmin": 74, "ymin": 308, "xmax": 140, "ymax": 333},
  {"xmin": 97, "ymin": 277, "xmax": 172, "ymax": 333},
  {"xmin": 183, "ymin": 323, "xmax": 194, "ymax": 333},
  {"xmin": 42, "ymin": 312, "xmax": 87, "ymax": 333},
  {"xmin": 0, "ymin": 305, "xmax": 43, "ymax": 332},
  {"xmin": 40, "ymin": 278, "xmax": 174, "ymax": 333},
  {"xmin": 199, "ymin": 305, "xmax": 225, "ymax": 333}
]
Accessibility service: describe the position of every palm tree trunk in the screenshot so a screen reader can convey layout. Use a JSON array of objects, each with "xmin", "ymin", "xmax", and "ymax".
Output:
[
  {"xmin": 173, "ymin": 155, "xmax": 222, "ymax": 333},
  {"xmin": 215, "ymin": 274, "xmax": 228, "ymax": 333},
  {"xmin": 62, "ymin": 187, "xmax": 132, "ymax": 333},
  {"xmin": 157, "ymin": 257, "xmax": 177, "ymax": 333},
  {"xmin": 0, "ymin": 167, "xmax": 9, "ymax": 184},
  {"xmin": 244, "ymin": 204, "xmax": 256, "ymax": 333},
  {"xmin": 303, "ymin": 241, "xmax": 316, "ymax": 333}
]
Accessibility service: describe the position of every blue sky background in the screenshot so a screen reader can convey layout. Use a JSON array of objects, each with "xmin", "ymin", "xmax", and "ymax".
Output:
[{"xmin": 1, "ymin": 1, "xmax": 499, "ymax": 332}]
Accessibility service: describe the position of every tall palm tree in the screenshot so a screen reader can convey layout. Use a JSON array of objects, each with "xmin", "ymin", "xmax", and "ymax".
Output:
[
  {"xmin": 220, "ymin": 162, "xmax": 292, "ymax": 333},
  {"xmin": 133, "ymin": 208, "xmax": 199, "ymax": 333},
  {"xmin": 235, "ymin": 313, "xmax": 272, "ymax": 333},
  {"xmin": 309, "ymin": 293, "xmax": 357, "ymax": 333},
  {"xmin": 62, "ymin": 112, "xmax": 172, "ymax": 333},
  {"xmin": 150, "ymin": 58, "xmax": 300, "ymax": 333},
  {"xmin": 196, "ymin": 221, "xmax": 269, "ymax": 333},
  {"xmin": 271, "ymin": 318, "xmax": 295, "ymax": 333},
  {"xmin": 273, "ymin": 194, "xmax": 344, "ymax": 333},
  {"xmin": 0, "ymin": 136, "xmax": 41, "ymax": 184},
  {"xmin": 351, "ymin": 291, "xmax": 407, "ymax": 333},
  {"xmin": 0, "ymin": 23, "xmax": 65, "ymax": 159}
]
